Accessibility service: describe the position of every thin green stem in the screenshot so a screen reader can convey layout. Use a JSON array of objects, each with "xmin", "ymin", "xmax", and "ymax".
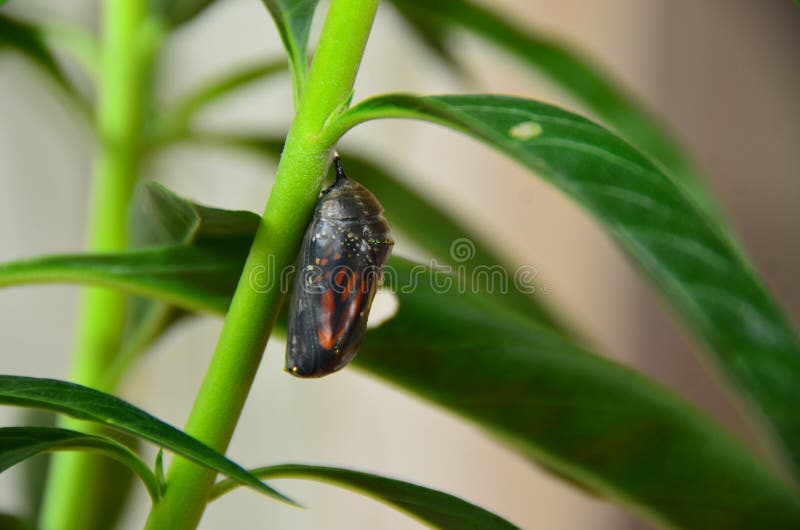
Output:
[
  {"xmin": 143, "ymin": 1, "xmax": 380, "ymax": 528},
  {"xmin": 38, "ymin": 1, "xmax": 158, "ymax": 529}
]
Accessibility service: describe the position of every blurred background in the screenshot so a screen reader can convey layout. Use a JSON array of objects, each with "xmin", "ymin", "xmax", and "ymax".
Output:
[{"xmin": 0, "ymin": 0, "xmax": 798, "ymax": 528}]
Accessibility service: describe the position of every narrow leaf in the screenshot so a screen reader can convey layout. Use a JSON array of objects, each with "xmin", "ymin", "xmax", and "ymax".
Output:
[
  {"xmin": 0, "ymin": 427, "xmax": 160, "ymax": 502},
  {"xmin": 39, "ymin": 19, "xmax": 99, "ymax": 81},
  {"xmin": 211, "ymin": 463, "xmax": 520, "ymax": 530},
  {"xmin": 17, "ymin": 409, "xmax": 53, "ymax": 523},
  {"xmin": 150, "ymin": 0, "xmax": 219, "ymax": 27},
  {"xmin": 0, "ymin": 182, "xmax": 258, "ymax": 319},
  {"xmin": 157, "ymin": 59, "xmax": 288, "ymax": 141},
  {"xmin": 259, "ymin": 0, "xmax": 320, "ymax": 102},
  {"xmin": 356, "ymin": 258, "xmax": 800, "ymax": 530},
  {"xmin": 111, "ymin": 182, "xmax": 261, "ymax": 385},
  {"xmin": 388, "ymin": 0, "xmax": 719, "ymax": 220},
  {"xmin": 0, "ymin": 376, "xmax": 293, "ymax": 505},
  {"xmin": 0, "ymin": 246, "xmax": 237, "ymax": 315},
  {"xmin": 390, "ymin": 3, "xmax": 465, "ymax": 78},
  {"xmin": 0, "ymin": 199, "xmax": 798, "ymax": 526},
  {"xmin": 0, "ymin": 14, "xmax": 86, "ymax": 109},
  {"xmin": 338, "ymin": 93, "xmax": 800, "ymax": 478},
  {"xmin": 0, "ymin": 513, "xmax": 32, "ymax": 530},
  {"xmin": 154, "ymin": 448, "xmax": 166, "ymax": 492}
]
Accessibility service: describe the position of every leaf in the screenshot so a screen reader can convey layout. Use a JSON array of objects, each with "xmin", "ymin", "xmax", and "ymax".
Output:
[
  {"xmin": 155, "ymin": 448, "xmax": 166, "ymax": 492},
  {"xmin": 337, "ymin": 93, "xmax": 800, "ymax": 478},
  {"xmin": 9, "ymin": 411, "xmax": 137, "ymax": 530},
  {"xmin": 259, "ymin": 0, "xmax": 320, "ymax": 102},
  {"xmin": 0, "ymin": 375, "xmax": 294, "ymax": 505},
  {"xmin": 0, "ymin": 198, "xmax": 798, "ymax": 526},
  {"xmin": 0, "ymin": 246, "xmax": 235, "ymax": 315},
  {"xmin": 0, "ymin": 183, "xmax": 259, "ymax": 391},
  {"xmin": 77, "ymin": 431, "xmax": 141, "ymax": 530},
  {"xmin": 157, "ymin": 59, "xmax": 288, "ymax": 142},
  {"xmin": 0, "ymin": 182, "xmax": 258, "ymax": 321},
  {"xmin": 0, "ymin": 14, "xmax": 86, "ymax": 110},
  {"xmin": 38, "ymin": 19, "xmax": 99, "ymax": 81},
  {"xmin": 109, "ymin": 182, "xmax": 261, "ymax": 387},
  {"xmin": 211, "ymin": 463, "xmax": 520, "ymax": 530},
  {"xmin": 0, "ymin": 427, "xmax": 160, "ymax": 502},
  {"xmin": 150, "ymin": 0, "xmax": 220, "ymax": 27},
  {"xmin": 16, "ymin": 409, "xmax": 53, "ymax": 523},
  {"xmin": 355, "ymin": 258, "xmax": 800, "ymax": 530},
  {"xmin": 389, "ymin": 3, "xmax": 466, "ymax": 79},
  {"xmin": 177, "ymin": 131, "xmax": 565, "ymax": 330},
  {"xmin": 0, "ymin": 513, "xmax": 32, "ymax": 530},
  {"xmin": 387, "ymin": 0, "xmax": 720, "ymax": 220}
]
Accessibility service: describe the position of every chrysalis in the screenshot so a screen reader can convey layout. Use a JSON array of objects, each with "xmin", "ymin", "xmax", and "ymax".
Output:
[{"xmin": 286, "ymin": 156, "xmax": 393, "ymax": 377}]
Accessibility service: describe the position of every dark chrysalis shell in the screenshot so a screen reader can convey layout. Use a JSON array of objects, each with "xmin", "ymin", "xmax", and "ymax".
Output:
[{"xmin": 286, "ymin": 157, "xmax": 393, "ymax": 377}]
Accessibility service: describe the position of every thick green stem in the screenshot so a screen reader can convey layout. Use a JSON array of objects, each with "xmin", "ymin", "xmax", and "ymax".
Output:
[
  {"xmin": 38, "ymin": 1, "xmax": 154, "ymax": 529},
  {"xmin": 143, "ymin": 1, "xmax": 380, "ymax": 529}
]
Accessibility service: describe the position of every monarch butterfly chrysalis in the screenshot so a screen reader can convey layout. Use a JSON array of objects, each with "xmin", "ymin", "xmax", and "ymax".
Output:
[{"xmin": 285, "ymin": 156, "xmax": 393, "ymax": 377}]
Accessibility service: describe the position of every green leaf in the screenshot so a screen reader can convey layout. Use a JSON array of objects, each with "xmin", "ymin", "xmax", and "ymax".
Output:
[
  {"xmin": 0, "ymin": 182, "xmax": 258, "ymax": 323},
  {"xmin": 150, "ymin": 0, "xmax": 219, "ymax": 27},
  {"xmin": 389, "ymin": 3, "xmax": 466, "ymax": 79},
  {"xmin": 387, "ymin": 0, "xmax": 719, "ymax": 220},
  {"xmin": 259, "ymin": 0, "xmax": 320, "ymax": 102},
  {"xmin": 211, "ymin": 463, "xmax": 520, "ymax": 530},
  {"xmin": 11, "ymin": 419, "xmax": 139, "ymax": 530},
  {"xmin": 156, "ymin": 59, "xmax": 288, "ymax": 142},
  {"xmin": 154, "ymin": 448, "xmax": 166, "ymax": 492},
  {"xmin": 0, "ymin": 14, "xmax": 86, "ymax": 110},
  {"xmin": 109, "ymin": 182, "xmax": 261, "ymax": 387},
  {"xmin": 0, "ymin": 376, "xmax": 294, "ymax": 505},
  {"xmin": 0, "ymin": 513, "xmax": 32, "ymax": 530},
  {"xmin": 0, "ymin": 245, "xmax": 235, "ymax": 315},
  {"xmin": 1, "ymin": 196, "xmax": 798, "ymax": 527},
  {"xmin": 0, "ymin": 184, "xmax": 258, "ymax": 390},
  {"xmin": 38, "ymin": 19, "xmax": 99, "ymax": 81},
  {"xmin": 356, "ymin": 258, "xmax": 800, "ymax": 530},
  {"xmin": 337, "ymin": 93, "xmax": 800, "ymax": 478},
  {"xmin": 0, "ymin": 427, "xmax": 160, "ymax": 502},
  {"xmin": 176, "ymin": 131, "xmax": 565, "ymax": 330},
  {"xmin": 16, "ymin": 409, "xmax": 53, "ymax": 523},
  {"xmin": 78, "ymin": 431, "xmax": 141, "ymax": 530},
  {"xmin": 129, "ymin": 182, "xmax": 261, "ymax": 247}
]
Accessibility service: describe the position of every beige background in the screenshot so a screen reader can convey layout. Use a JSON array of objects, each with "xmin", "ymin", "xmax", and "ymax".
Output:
[{"xmin": 1, "ymin": 1, "xmax": 798, "ymax": 529}]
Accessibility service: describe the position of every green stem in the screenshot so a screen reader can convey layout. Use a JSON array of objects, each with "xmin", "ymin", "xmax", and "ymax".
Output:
[
  {"xmin": 143, "ymin": 1, "xmax": 380, "ymax": 528},
  {"xmin": 38, "ymin": 1, "xmax": 156, "ymax": 529}
]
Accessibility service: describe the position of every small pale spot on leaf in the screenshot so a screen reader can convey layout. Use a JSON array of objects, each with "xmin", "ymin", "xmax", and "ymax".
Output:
[{"xmin": 509, "ymin": 121, "xmax": 543, "ymax": 140}]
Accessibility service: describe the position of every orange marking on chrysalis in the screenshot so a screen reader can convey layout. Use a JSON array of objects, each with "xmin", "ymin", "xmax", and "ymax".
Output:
[
  {"xmin": 317, "ymin": 289, "xmax": 336, "ymax": 349},
  {"xmin": 335, "ymin": 269, "xmax": 348, "ymax": 286},
  {"xmin": 334, "ymin": 288, "xmax": 365, "ymax": 341},
  {"xmin": 320, "ymin": 258, "xmax": 329, "ymax": 266},
  {"xmin": 341, "ymin": 272, "xmax": 360, "ymax": 301}
]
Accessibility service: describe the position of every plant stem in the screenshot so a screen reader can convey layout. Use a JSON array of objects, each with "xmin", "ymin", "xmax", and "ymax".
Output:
[
  {"xmin": 39, "ymin": 1, "xmax": 153, "ymax": 529},
  {"xmin": 143, "ymin": 1, "xmax": 380, "ymax": 528}
]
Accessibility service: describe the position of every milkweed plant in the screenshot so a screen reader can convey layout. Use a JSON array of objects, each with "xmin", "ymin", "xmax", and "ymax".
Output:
[{"xmin": 0, "ymin": 1, "xmax": 799, "ymax": 529}]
